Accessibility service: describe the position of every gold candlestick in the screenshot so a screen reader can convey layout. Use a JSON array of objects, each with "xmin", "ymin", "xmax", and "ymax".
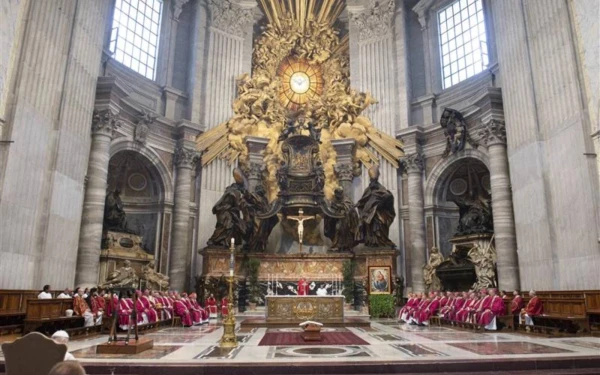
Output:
[{"xmin": 220, "ymin": 239, "xmax": 237, "ymax": 348}]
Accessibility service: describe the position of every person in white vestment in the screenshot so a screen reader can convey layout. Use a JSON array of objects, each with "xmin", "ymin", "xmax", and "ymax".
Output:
[
  {"xmin": 316, "ymin": 284, "xmax": 328, "ymax": 296},
  {"xmin": 51, "ymin": 330, "xmax": 76, "ymax": 361},
  {"xmin": 38, "ymin": 285, "xmax": 52, "ymax": 299},
  {"xmin": 57, "ymin": 288, "xmax": 72, "ymax": 299}
]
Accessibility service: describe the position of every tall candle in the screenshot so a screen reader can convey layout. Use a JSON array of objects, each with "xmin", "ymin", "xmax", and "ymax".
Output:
[{"xmin": 229, "ymin": 238, "xmax": 234, "ymax": 277}]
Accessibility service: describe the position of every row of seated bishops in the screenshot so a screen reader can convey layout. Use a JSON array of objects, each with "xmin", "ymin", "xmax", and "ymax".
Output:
[
  {"xmin": 106, "ymin": 290, "xmax": 230, "ymax": 328},
  {"xmin": 38, "ymin": 284, "xmax": 230, "ymax": 329},
  {"xmin": 398, "ymin": 288, "xmax": 543, "ymax": 330}
]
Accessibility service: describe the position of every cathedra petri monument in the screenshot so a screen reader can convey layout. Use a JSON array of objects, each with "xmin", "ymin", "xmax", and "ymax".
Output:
[{"xmin": 196, "ymin": 0, "xmax": 403, "ymax": 314}]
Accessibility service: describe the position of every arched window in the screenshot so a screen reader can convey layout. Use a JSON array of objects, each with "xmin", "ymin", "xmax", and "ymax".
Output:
[
  {"xmin": 109, "ymin": 0, "xmax": 163, "ymax": 80},
  {"xmin": 438, "ymin": 0, "xmax": 488, "ymax": 89}
]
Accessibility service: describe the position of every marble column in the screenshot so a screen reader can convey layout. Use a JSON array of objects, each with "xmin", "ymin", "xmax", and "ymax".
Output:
[
  {"xmin": 75, "ymin": 109, "xmax": 121, "ymax": 287},
  {"xmin": 169, "ymin": 143, "xmax": 199, "ymax": 292},
  {"xmin": 480, "ymin": 120, "xmax": 520, "ymax": 291},
  {"xmin": 402, "ymin": 153, "xmax": 426, "ymax": 293}
]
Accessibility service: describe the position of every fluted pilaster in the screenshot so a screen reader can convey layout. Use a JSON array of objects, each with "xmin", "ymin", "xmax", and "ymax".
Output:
[
  {"xmin": 479, "ymin": 120, "xmax": 519, "ymax": 290},
  {"xmin": 169, "ymin": 143, "xmax": 199, "ymax": 291},
  {"xmin": 197, "ymin": 0, "xmax": 254, "ymax": 255},
  {"xmin": 401, "ymin": 153, "xmax": 426, "ymax": 292},
  {"xmin": 75, "ymin": 109, "xmax": 121, "ymax": 287},
  {"xmin": 348, "ymin": 0, "xmax": 400, "ymax": 246}
]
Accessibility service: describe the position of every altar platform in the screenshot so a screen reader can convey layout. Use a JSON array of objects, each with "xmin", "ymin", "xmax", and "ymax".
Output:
[
  {"xmin": 2, "ymin": 319, "xmax": 599, "ymax": 375},
  {"xmin": 240, "ymin": 316, "xmax": 371, "ymax": 328},
  {"xmin": 266, "ymin": 295, "xmax": 345, "ymax": 323},
  {"xmin": 239, "ymin": 296, "xmax": 371, "ymax": 328}
]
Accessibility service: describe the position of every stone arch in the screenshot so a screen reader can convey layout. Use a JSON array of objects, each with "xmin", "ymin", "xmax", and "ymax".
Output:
[
  {"xmin": 422, "ymin": 148, "xmax": 491, "ymax": 257},
  {"xmin": 109, "ymin": 140, "xmax": 174, "ymax": 203},
  {"xmin": 424, "ymin": 148, "xmax": 490, "ymax": 207},
  {"xmin": 106, "ymin": 141, "xmax": 175, "ymax": 259}
]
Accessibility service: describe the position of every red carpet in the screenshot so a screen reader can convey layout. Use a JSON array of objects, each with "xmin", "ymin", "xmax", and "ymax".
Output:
[{"xmin": 258, "ymin": 331, "xmax": 369, "ymax": 346}]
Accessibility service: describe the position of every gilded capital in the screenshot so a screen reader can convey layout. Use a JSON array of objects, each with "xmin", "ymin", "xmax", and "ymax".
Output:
[
  {"xmin": 207, "ymin": 0, "xmax": 253, "ymax": 37},
  {"xmin": 479, "ymin": 120, "xmax": 507, "ymax": 147},
  {"xmin": 174, "ymin": 145, "xmax": 200, "ymax": 169},
  {"xmin": 401, "ymin": 152, "xmax": 424, "ymax": 174},
  {"xmin": 350, "ymin": 0, "xmax": 395, "ymax": 43},
  {"xmin": 91, "ymin": 109, "xmax": 121, "ymax": 138}
]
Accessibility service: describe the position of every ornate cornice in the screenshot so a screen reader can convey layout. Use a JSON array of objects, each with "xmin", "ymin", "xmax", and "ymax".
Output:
[
  {"xmin": 91, "ymin": 109, "xmax": 121, "ymax": 138},
  {"xmin": 479, "ymin": 120, "xmax": 507, "ymax": 147},
  {"xmin": 174, "ymin": 144, "xmax": 200, "ymax": 169},
  {"xmin": 207, "ymin": 0, "xmax": 253, "ymax": 38},
  {"xmin": 401, "ymin": 152, "xmax": 424, "ymax": 174},
  {"xmin": 350, "ymin": 0, "xmax": 395, "ymax": 43},
  {"xmin": 172, "ymin": 0, "xmax": 190, "ymax": 21},
  {"xmin": 335, "ymin": 164, "xmax": 355, "ymax": 181}
]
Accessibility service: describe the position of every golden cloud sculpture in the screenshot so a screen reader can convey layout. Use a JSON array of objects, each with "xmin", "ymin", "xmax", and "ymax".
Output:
[{"xmin": 196, "ymin": 0, "xmax": 404, "ymax": 201}]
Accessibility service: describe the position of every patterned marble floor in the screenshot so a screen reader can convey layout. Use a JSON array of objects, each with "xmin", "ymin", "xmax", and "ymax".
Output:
[{"xmin": 39, "ymin": 319, "xmax": 599, "ymax": 364}]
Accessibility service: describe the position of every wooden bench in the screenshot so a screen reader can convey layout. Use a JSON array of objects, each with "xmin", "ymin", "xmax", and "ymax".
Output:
[
  {"xmin": 0, "ymin": 290, "xmax": 39, "ymax": 335},
  {"xmin": 518, "ymin": 296, "xmax": 589, "ymax": 335},
  {"xmin": 496, "ymin": 299, "xmax": 520, "ymax": 331},
  {"xmin": 23, "ymin": 299, "xmax": 84, "ymax": 335},
  {"xmin": 583, "ymin": 291, "xmax": 600, "ymax": 334}
]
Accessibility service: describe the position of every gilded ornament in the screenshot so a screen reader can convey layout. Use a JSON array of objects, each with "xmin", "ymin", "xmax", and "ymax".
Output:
[{"xmin": 196, "ymin": 0, "xmax": 404, "ymax": 201}]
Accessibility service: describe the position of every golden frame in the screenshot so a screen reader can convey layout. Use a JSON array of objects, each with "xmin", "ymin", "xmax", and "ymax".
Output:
[{"xmin": 368, "ymin": 266, "xmax": 391, "ymax": 295}]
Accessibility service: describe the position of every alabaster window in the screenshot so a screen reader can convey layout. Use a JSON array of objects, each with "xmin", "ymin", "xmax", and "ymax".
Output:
[
  {"xmin": 438, "ymin": 0, "xmax": 489, "ymax": 89},
  {"xmin": 110, "ymin": 0, "xmax": 163, "ymax": 80}
]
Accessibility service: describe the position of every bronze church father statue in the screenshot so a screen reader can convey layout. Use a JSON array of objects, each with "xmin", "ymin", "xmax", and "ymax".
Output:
[
  {"xmin": 207, "ymin": 168, "xmax": 251, "ymax": 247},
  {"xmin": 355, "ymin": 166, "xmax": 396, "ymax": 248}
]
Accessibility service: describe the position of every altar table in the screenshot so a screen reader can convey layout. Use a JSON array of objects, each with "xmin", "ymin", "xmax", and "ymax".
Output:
[{"xmin": 265, "ymin": 295, "xmax": 345, "ymax": 324}]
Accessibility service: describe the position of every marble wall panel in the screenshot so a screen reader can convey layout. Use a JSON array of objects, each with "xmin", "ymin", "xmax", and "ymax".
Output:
[
  {"xmin": 0, "ymin": 0, "xmax": 109, "ymax": 289},
  {"xmin": 0, "ymin": 0, "xmax": 25, "ymax": 135},
  {"xmin": 492, "ymin": 0, "xmax": 600, "ymax": 290},
  {"xmin": 570, "ymin": 1, "xmax": 599, "ymax": 136}
]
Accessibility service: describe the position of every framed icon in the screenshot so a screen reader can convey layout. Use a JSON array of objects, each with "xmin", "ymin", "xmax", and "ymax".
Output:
[{"xmin": 368, "ymin": 266, "xmax": 391, "ymax": 294}]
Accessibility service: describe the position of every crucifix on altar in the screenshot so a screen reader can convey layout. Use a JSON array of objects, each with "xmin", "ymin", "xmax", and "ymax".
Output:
[{"xmin": 287, "ymin": 208, "xmax": 315, "ymax": 253}]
